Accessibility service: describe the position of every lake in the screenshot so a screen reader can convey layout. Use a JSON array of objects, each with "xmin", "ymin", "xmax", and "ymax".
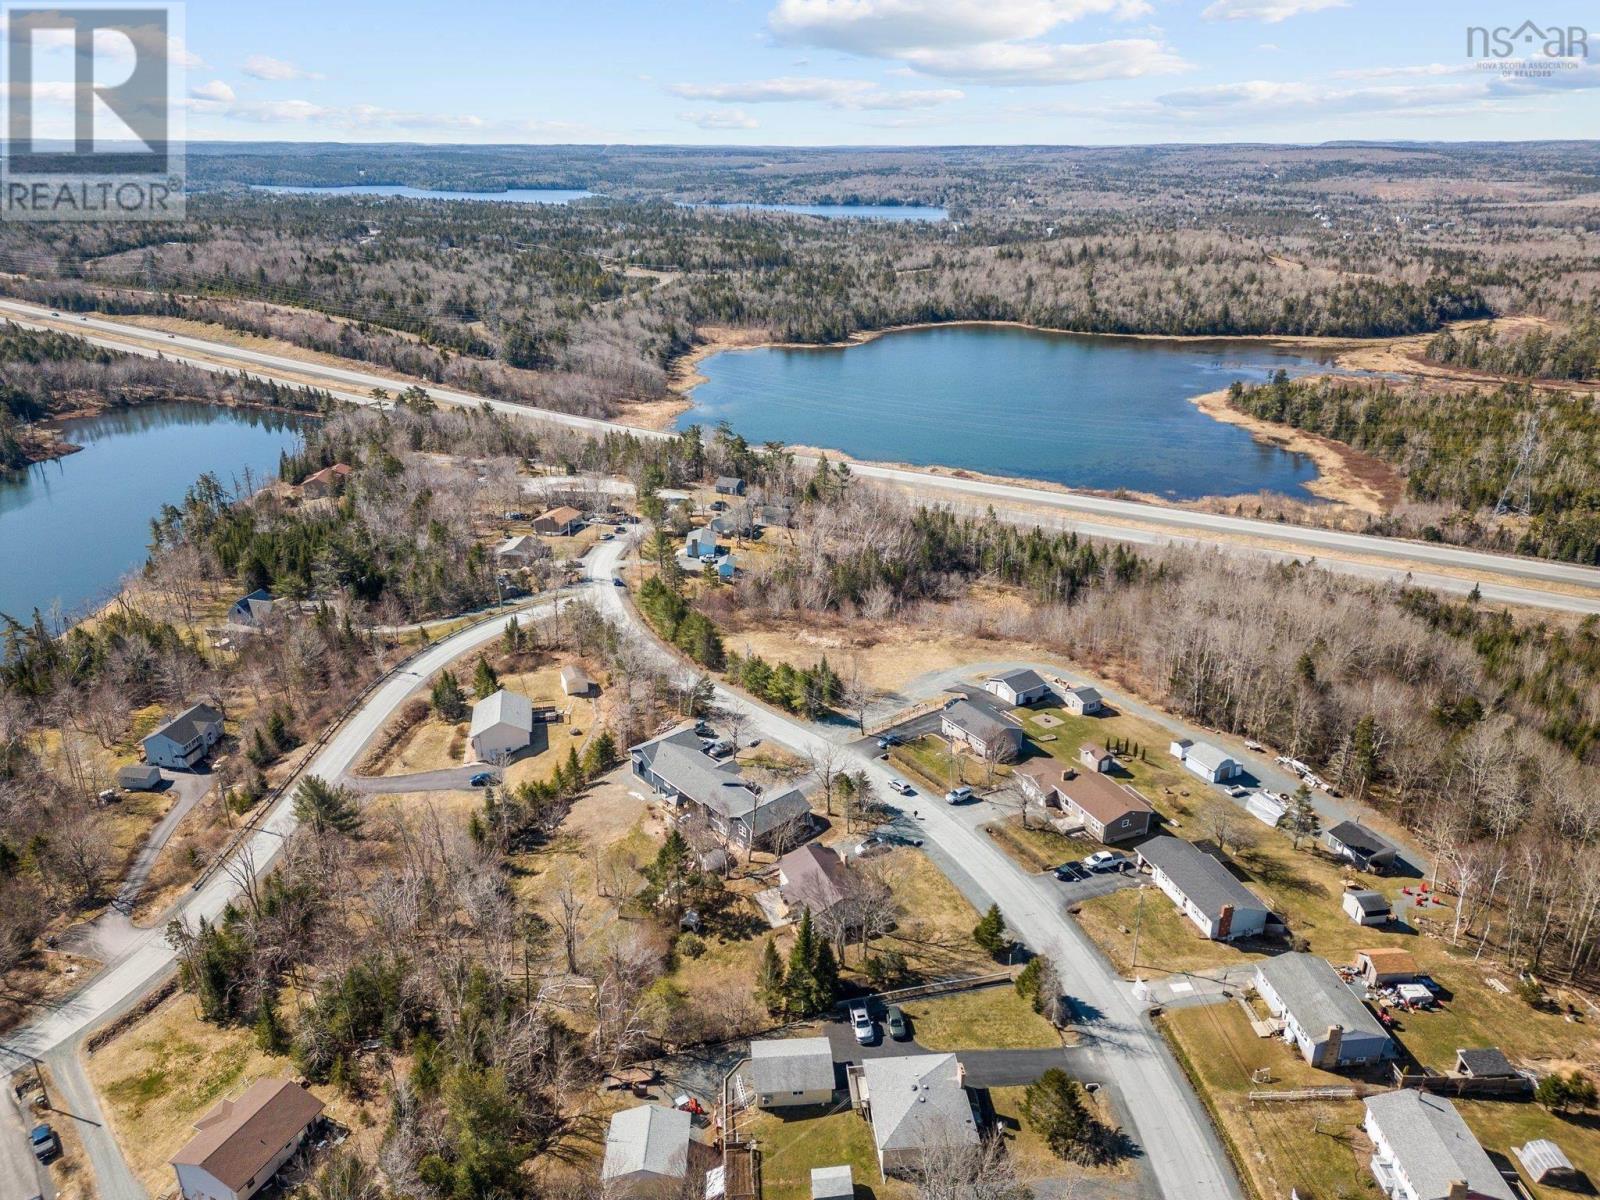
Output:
[
  {"xmin": 682, "ymin": 324, "xmax": 1337, "ymax": 501},
  {"xmin": 690, "ymin": 201, "xmax": 948, "ymax": 222},
  {"xmin": 0, "ymin": 404, "xmax": 308, "ymax": 622},
  {"xmin": 254, "ymin": 184, "xmax": 592, "ymax": 203}
]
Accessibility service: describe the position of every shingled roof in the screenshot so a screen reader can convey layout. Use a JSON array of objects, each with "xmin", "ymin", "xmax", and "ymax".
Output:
[{"xmin": 171, "ymin": 1079, "xmax": 323, "ymax": 1193}]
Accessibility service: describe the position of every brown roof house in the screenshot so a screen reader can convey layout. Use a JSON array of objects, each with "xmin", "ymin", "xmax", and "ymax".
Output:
[
  {"xmin": 171, "ymin": 1078, "xmax": 324, "ymax": 1200},
  {"xmin": 299, "ymin": 463, "xmax": 352, "ymax": 500},
  {"xmin": 532, "ymin": 505, "xmax": 585, "ymax": 535},
  {"xmin": 778, "ymin": 842, "xmax": 851, "ymax": 917},
  {"xmin": 1014, "ymin": 761, "xmax": 1154, "ymax": 845}
]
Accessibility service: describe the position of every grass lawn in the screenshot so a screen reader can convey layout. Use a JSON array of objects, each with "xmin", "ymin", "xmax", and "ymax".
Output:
[
  {"xmin": 984, "ymin": 816, "xmax": 1097, "ymax": 874},
  {"xmin": 1073, "ymin": 883, "xmax": 1251, "ymax": 979},
  {"xmin": 87, "ymin": 993, "xmax": 358, "ymax": 1198},
  {"xmin": 746, "ymin": 1105, "xmax": 904, "ymax": 1200},
  {"xmin": 1458, "ymin": 1098, "xmax": 1600, "ymax": 1200},
  {"xmin": 889, "ymin": 734, "xmax": 987, "ymax": 796},
  {"xmin": 1011, "ymin": 705, "xmax": 1193, "ymax": 803},
  {"xmin": 858, "ymin": 847, "xmax": 994, "ymax": 983},
  {"xmin": 1158, "ymin": 1002, "xmax": 1371, "ymax": 1200},
  {"xmin": 899, "ymin": 985, "xmax": 1062, "ymax": 1051},
  {"xmin": 987, "ymin": 1083, "xmax": 1133, "ymax": 1188}
]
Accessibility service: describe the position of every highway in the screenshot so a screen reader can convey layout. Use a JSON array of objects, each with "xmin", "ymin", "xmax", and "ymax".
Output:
[{"xmin": 4, "ymin": 297, "xmax": 1598, "ymax": 614}]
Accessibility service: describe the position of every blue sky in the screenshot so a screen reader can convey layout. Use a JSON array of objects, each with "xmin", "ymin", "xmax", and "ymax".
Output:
[{"xmin": 9, "ymin": 0, "xmax": 1600, "ymax": 144}]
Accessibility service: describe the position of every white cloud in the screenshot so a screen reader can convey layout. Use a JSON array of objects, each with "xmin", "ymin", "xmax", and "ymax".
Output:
[
  {"xmin": 1201, "ymin": 0, "xmax": 1347, "ymax": 22},
  {"xmin": 765, "ymin": 0, "xmax": 1182, "ymax": 86},
  {"xmin": 681, "ymin": 109, "xmax": 761, "ymax": 130},
  {"xmin": 1331, "ymin": 62, "xmax": 1469, "ymax": 80},
  {"xmin": 189, "ymin": 79, "xmax": 235, "ymax": 104},
  {"xmin": 668, "ymin": 76, "xmax": 962, "ymax": 109},
  {"xmin": 241, "ymin": 54, "xmax": 322, "ymax": 81}
]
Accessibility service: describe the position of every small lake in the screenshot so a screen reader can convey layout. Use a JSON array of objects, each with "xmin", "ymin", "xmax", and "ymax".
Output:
[
  {"xmin": 690, "ymin": 201, "xmax": 948, "ymax": 222},
  {"xmin": 0, "ymin": 404, "xmax": 307, "ymax": 622},
  {"xmin": 254, "ymin": 184, "xmax": 592, "ymax": 204},
  {"xmin": 683, "ymin": 324, "xmax": 1336, "ymax": 501}
]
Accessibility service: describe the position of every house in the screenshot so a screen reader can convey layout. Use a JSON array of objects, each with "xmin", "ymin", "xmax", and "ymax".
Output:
[
  {"xmin": 1356, "ymin": 948, "xmax": 1418, "ymax": 987},
  {"xmin": 940, "ymin": 700, "xmax": 1024, "ymax": 763},
  {"xmin": 855, "ymin": 1054, "xmax": 978, "ymax": 1177},
  {"xmin": 1136, "ymin": 836, "xmax": 1269, "ymax": 941},
  {"xmin": 1514, "ymin": 1139, "xmax": 1579, "ymax": 1188},
  {"xmin": 116, "ymin": 764, "xmax": 164, "ymax": 791},
  {"xmin": 227, "ymin": 589, "xmax": 278, "ymax": 628},
  {"xmin": 811, "ymin": 1166, "xmax": 854, "ymax": 1200},
  {"xmin": 559, "ymin": 666, "xmax": 595, "ymax": 697},
  {"xmin": 170, "ymin": 1078, "xmax": 324, "ymax": 1200},
  {"xmin": 469, "ymin": 689, "xmax": 535, "ymax": 762},
  {"xmin": 1062, "ymin": 685, "xmax": 1103, "ymax": 716},
  {"xmin": 1078, "ymin": 743, "xmax": 1114, "ymax": 773},
  {"xmin": 1254, "ymin": 953, "xmax": 1393, "ymax": 1069},
  {"xmin": 685, "ymin": 527, "xmax": 719, "ymax": 558},
  {"xmin": 1454, "ymin": 1048, "xmax": 1518, "ymax": 1080},
  {"xmin": 985, "ymin": 669, "xmax": 1052, "ymax": 707},
  {"xmin": 1015, "ymin": 760, "xmax": 1152, "ymax": 845},
  {"xmin": 778, "ymin": 843, "xmax": 851, "ymax": 916},
  {"xmin": 602, "ymin": 1105, "xmax": 696, "ymax": 1195},
  {"xmin": 1327, "ymin": 821, "xmax": 1400, "ymax": 874},
  {"xmin": 750, "ymin": 1037, "xmax": 836, "ymax": 1108},
  {"xmin": 531, "ymin": 505, "xmax": 585, "ymax": 536},
  {"xmin": 756, "ymin": 504, "xmax": 793, "ymax": 529},
  {"xmin": 1364, "ymin": 1089, "xmax": 1516, "ymax": 1200},
  {"xmin": 495, "ymin": 534, "xmax": 546, "ymax": 564},
  {"xmin": 1344, "ymin": 889, "xmax": 1394, "ymax": 927},
  {"xmin": 1182, "ymin": 742, "xmax": 1242, "ymax": 783},
  {"xmin": 714, "ymin": 476, "xmax": 746, "ymax": 496},
  {"xmin": 143, "ymin": 703, "xmax": 225, "ymax": 770},
  {"xmin": 630, "ymin": 725, "xmax": 811, "ymax": 850},
  {"xmin": 299, "ymin": 463, "xmax": 352, "ymax": 499}
]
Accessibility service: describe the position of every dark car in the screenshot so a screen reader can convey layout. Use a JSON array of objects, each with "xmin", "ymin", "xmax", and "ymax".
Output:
[
  {"xmin": 886, "ymin": 1005, "xmax": 911, "ymax": 1041},
  {"xmin": 30, "ymin": 1123, "xmax": 61, "ymax": 1163},
  {"xmin": 469, "ymin": 771, "xmax": 495, "ymax": 787},
  {"xmin": 1054, "ymin": 861, "xmax": 1087, "ymax": 882}
]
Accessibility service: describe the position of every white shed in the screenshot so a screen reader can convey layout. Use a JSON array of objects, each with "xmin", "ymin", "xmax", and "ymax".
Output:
[
  {"xmin": 811, "ymin": 1166, "xmax": 854, "ymax": 1200},
  {"xmin": 602, "ymin": 1105, "xmax": 693, "ymax": 1195},
  {"xmin": 469, "ymin": 689, "xmax": 535, "ymax": 762}
]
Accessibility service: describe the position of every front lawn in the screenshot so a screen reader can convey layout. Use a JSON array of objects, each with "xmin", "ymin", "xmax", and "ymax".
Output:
[
  {"xmin": 899, "ymin": 985, "xmax": 1062, "ymax": 1051},
  {"xmin": 984, "ymin": 815, "xmax": 1097, "ymax": 873}
]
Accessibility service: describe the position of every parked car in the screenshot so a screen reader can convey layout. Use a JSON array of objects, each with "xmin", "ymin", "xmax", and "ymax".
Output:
[
  {"xmin": 850, "ymin": 1005, "xmax": 877, "ymax": 1045},
  {"xmin": 1244, "ymin": 739, "xmax": 1264, "ymax": 752},
  {"xmin": 469, "ymin": 771, "xmax": 495, "ymax": 787},
  {"xmin": 600, "ymin": 532, "xmax": 614, "ymax": 540},
  {"xmin": 853, "ymin": 835, "xmax": 890, "ymax": 858},
  {"xmin": 699, "ymin": 553, "xmax": 718, "ymax": 564},
  {"xmin": 887, "ymin": 777, "xmax": 915, "ymax": 796},
  {"xmin": 886, "ymin": 1005, "xmax": 911, "ymax": 1041},
  {"xmin": 613, "ymin": 577, "xmax": 626, "ymax": 587},
  {"xmin": 30, "ymin": 1124, "xmax": 60, "ymax": 1163},
  {"xmin": 875, "ymin": 733, "xmax": 903, "ymax": 750},
  {"xmin": 944, "ymin": 785, "xmax": 974, "ymax": 804},
  {"xmin": 1082, "ymin": 850, "xmax": 1128, "ymax": 873},
  {"xmin": 1054, "ymin": 861, "xmax": 1088, "ymax": 882}
]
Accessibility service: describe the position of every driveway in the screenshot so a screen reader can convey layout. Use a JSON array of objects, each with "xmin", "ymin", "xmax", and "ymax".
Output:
[{"xmin": 344, "ymin": 764, "xmax": 492, "ymax": 794}]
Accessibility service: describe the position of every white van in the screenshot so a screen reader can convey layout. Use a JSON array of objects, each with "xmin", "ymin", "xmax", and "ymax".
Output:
[{"xmin": 944, "ymin": 785, "xmax": 974, "ymax": 804}]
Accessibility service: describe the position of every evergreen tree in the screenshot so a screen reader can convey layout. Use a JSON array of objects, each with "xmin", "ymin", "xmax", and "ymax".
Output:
[
  {"xmin": 973, "ymin": 903, "xmax": 1010, "ymax": 957},
  {"xmin": 503, "ymin": 614, "xmax": 523, "ymax": 654},
  {"xmin": 756, "ymin": 937, "xmax": 786, "ymax": 1014},
  {"xmin": 253, "ymin": 993, "xmax": 288, "ymax": 1053},
  {"xmin": 472, "ymin": 654, "xmax": 500, "ymax": 699},
  {"xmin": 292, "ymin": 775, "xmax": 363, "ymax": 837},
  {"xmin": 1022, "ymin": 1068, "xmax": 1108, "ymax": 1165},
  {"xmin": 582, "ymin": 730, "xmax": 619, "ymax": 775},
  {"xmin": 1279, "ymin": 784, "xmax": 1322, "ymax": 849},
  {"xmin": 785, "ymin": 909, "xmax": 825, "ymax": 1014},
  {"xmin": 431, "ymin": 670, "xmax": 467, "ymax": 721}
]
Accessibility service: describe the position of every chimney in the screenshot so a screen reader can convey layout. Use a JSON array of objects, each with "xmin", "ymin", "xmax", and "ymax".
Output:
[
  {"xmin": 1318, "ymin": 1024, "xmax": 1344, "ymax": 1069},
  {"xmin": 1216, "ymin": 904, "xmax": 1234, "ymax": 940},
  {"xmin": 1447, "ymin": 1181, "xmax": 1469, "ymax": 1200}
]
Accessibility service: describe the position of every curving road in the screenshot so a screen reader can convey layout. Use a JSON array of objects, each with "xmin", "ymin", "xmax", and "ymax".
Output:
[{"xmin": 3, "ymin": 298, "xmax": 1598, "ymax": 614}]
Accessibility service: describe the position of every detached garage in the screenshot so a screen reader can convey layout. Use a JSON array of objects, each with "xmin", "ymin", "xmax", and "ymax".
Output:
[{"xmin": 469, "ymin": 689, "xmax": 535, "ymax": 762}]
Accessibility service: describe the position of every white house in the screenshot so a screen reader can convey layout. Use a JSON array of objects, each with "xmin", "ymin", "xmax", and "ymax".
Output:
[
  {"xmin": 469, "ymin": 689, "xmax": 535, "ymax": 762},
  {"xmin": 1062, "ymin": 685, "xmax": 1103, "ymax": 715},
  {"xmin": 602, "ymin": 1105, "xmax": 696, "ymax": 1196},
  {"xmin": 170, "ymin": 1078, "xmax": 323, "ymax": 1200},
  {"xmin": 985, "ymin": 669, "xmax": 1052, "ymax": 706},
  {"xmin": 1253, "ymin": 952, "xmax": 1393, "ymax": 1069},
  {"xmin": 856, "ymin": 1054, "xmax": 978, "ymax": 1177},
  {"xmin": 750, "ymin": 1037, "xmax": 837, "ymax": 1108},
  {"xmin": 1182, "ymin": 741, "xmax": 1242, "ymax": 783},
  {"xmin": 1136, "ymin": 836, "xmax": 1269, "ymax": 941},
  {"xmin": 940, "ymin": 700, "xmax": 1024, "ymax": 762},
  {"xmin": 1364, "ymin": 1089, "xmax": 1515, "ymax": 1200},
  {"xmin": 143, "ymin": 703, "xmax": 225, "ymax": 770}
]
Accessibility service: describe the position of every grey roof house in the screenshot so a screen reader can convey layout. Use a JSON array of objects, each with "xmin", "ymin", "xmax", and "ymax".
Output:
[
  {"xmin": 714, "ymin": 476, "xmax": 746, "ymax": 495},
  {"xmin": 855, "ymin": 1054, "xmax": 978, "ymax": 1176},
  {"xmin": 1254, "ymin": 952, "xmax": 1393, "ymax": 1069},
  {"xmin": 631, "ymin": 725, "xmax": 811, "ymax": 850},
  {"xmin": 602, "ymin": 1105, "xmax": 696, "ymax": 1195},
  {"xmin": 1062, "ymin": 684, "xmax": 1103, "ymax": 715},
  {"xmin": 143, "ymin": 703, "xmax": 225, "ymax": 771},
  {"xmin": 778, "ymin": 842, "xmax": 852, "ymax": 916},
  {"xmin": 227, "ymin": 588, "xmax": 278, "ymax": 628},
  {"xmin": 1326, "ymin": 821, "xmax": 1400, "ymax": 874},
  {"xmin": 1364, "ymin": 1089, "xmax": 1515, "ymax": 1200},
  {"xmin": 984, "ymin": 668, "xmax": 1052, "ymax": 706},
  {"xmin": 940, "ymin": 700, "xmax": 1024, "ymax": 762},
  {"xmin": 1136, "ymin": 836, "xmax": 1269, "ymax": 941},
  {"xmin": 750, "ymin": 1037, "xmax": 837, "ymax": 1108}
]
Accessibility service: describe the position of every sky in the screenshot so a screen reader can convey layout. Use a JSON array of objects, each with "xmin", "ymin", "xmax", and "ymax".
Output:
[{"xmin": 5, "ymin": 0, "xmax": 1600, "ymax": 145}]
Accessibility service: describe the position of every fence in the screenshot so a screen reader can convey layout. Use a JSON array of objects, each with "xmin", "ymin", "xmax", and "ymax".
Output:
[
  {"xmin": 830, "ymin": 970, "xmax": 1014, "ymax": 1015},
  {"xmin": 1391, "ymin": 1066, "xmax": 1534, "ymax": 1098},
  {"xmin": 1248, "ymin": 1087, "xmax": 1357, "ymax": 1103}
]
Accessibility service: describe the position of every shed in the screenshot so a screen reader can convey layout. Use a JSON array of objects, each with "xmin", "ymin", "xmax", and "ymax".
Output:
[
  {"xmin": 1078, "ymin": 743, "xmax": 1114, "ymax": 773},
  {"xmin": 560, "ymin": 666, "xmax": 596, "ymax": 697},
  {"xmin": 469, "ymin": 689, "xmax": 535, "ymax": 762},
  {"xmin": 985, "ymin": 669, "xmax": 1052, "ymax": 707},
  {"xmin": 117, "ymin": 764, "xmax": 164, "ymax": 791},
  {"xmin": 1326, "ymin": 821, "xmax": 1400, "ymax": 873},
  {"xmin": 1515, "ymin": 1139, "xmax": 1579, "ymax": 1186},
  {"xmin": 1062, "ymin": 685, "xmax": 1102, "ymax": 715},
  {"xmin": 750, "ymin": 1037, "xmax": 837, "ymax": 1108},
  {"xmin": 1356, "ymin": 947, "xmax": 1417, "ymax": 986},
  {"xmin": 1183, "ymin": 741, "xmax": 1241, "ymax": 783},
  {"xmin": 602, "ymin": 1105, "xmax": 693, "ymax": 1193},
  {"xmin": 1169, "ymin": 738, "xmax": 1193, "ymax": 761},
  {"xmin": 810, "ymin": 1165, "xmax": 854, "ymax": 1200},
  {"xmin": 1343, "ymin": 889, "xmax": 1393, "ymax": 927},
  {"xmin": 1454, "ymin": 1048, "xmax": 1517, "ymax": 1079}
]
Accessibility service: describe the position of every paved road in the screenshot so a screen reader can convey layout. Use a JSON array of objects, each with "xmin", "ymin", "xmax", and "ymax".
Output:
[
  {"xmin": 0, "ymin": 575, "xmax": 593, "ymax": 1200},
  {"xmin": 4, "ymin": 299, "xmax": 1598, "ymax": 614},
  {"xmin": 586, "ymin": 543, "xmax": 1245, "ymax": 1200}
]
